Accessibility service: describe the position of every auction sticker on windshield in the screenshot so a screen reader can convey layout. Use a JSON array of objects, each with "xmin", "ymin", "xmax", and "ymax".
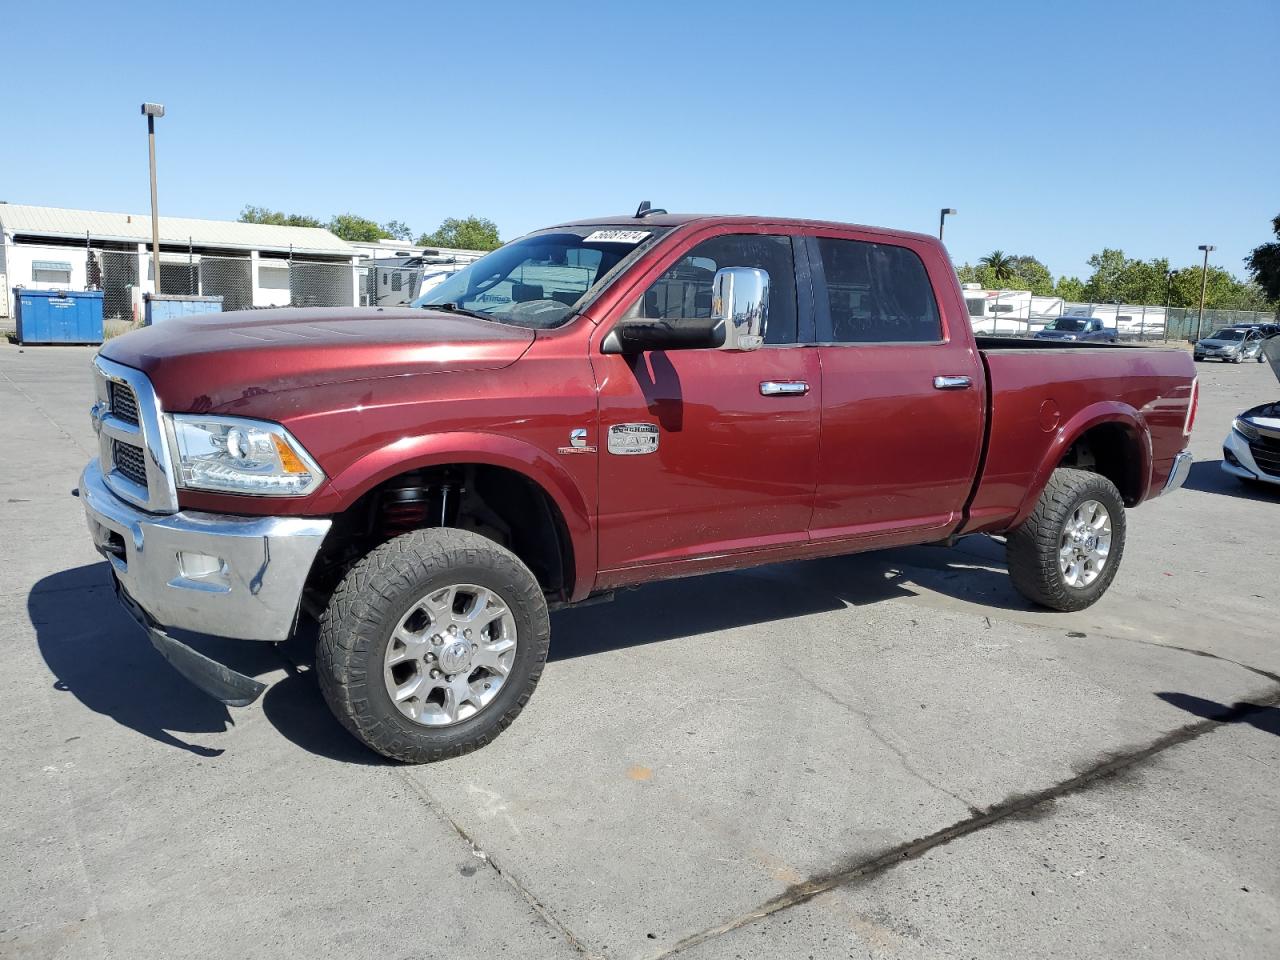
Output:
[{"xmin": 584, "ymin": 230, "xmax": 651, "ymax": 244}]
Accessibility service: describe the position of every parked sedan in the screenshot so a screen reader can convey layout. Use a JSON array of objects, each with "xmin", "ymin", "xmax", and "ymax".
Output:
[
  {"xmin": 1194, "ymin": 327, "xmax": 1265, "ymax": 363},
  {"xmin": 1222, "ymin": 339, "xmax": 1280, "ymax": 488},
  {"xmin": 1035, "ymin": 317, "xmax": 1118, "ymax": 342}
]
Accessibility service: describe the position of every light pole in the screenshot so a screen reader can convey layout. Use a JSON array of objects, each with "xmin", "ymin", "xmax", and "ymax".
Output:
[
  {"xmin": 141, "ymin": 103, "xmax": 165, "ymax": 295},
  {"xmin": 1164, "ymin": 269, "xmax": 1175, "ymax": 343},
  {"xmin": 1195, "ymin": 244, "xmax": 1215, "ymax": 341},
  {"xmin": 939, "ymin": 208, "xmax": 957, "ymax": 241}
]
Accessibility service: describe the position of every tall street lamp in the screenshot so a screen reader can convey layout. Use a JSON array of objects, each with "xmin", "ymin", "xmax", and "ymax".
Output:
[
  {"xmin": 1196, "ymin": 244, "xmax": 1215, "ymax": 341},
  {"xmin": 939, "ymin": 208, "xmax": 957, "ymax": 241},
  {"xmin": 141, "ymin": 102, "xmax": 165, "ymax": 295}
]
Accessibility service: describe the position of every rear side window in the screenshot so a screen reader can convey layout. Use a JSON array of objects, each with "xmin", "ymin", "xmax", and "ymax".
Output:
[
  {"xmin": 815, "ymin": 237, "xmax": 941, "ymax": 343},
  {"xmin": 630, "ymin": 234, "xmax": 798, "ymax": 345}
]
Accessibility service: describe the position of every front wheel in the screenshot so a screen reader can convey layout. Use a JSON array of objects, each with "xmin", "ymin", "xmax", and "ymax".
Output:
[
  {"xmin": 316, "ymin": 528, "xmax": 550, "ymax": 762},
  {"xmin": 1006, "ymin": 467, "xmax": 1127, "ymax": 611}
]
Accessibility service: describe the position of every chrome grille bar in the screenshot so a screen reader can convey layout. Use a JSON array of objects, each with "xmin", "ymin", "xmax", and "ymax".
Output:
[{"xmin": 92, "ymin": 355, "xmax": 179, "ymax": 513}]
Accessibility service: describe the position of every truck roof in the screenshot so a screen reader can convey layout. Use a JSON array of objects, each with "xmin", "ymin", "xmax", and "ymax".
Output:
[{"xmin": 549, "ymin": 213, "xmax": 941, "ymax": 246}]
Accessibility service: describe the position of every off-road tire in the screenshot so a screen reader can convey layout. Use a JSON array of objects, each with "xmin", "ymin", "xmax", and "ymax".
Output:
[
  {"xmin": 1006, "ymin": 467, "xmax": 1127, "ymax": 612},
  {"xmin": 316, "ymin": 528, "xmax": 549, "ymax": 762}
]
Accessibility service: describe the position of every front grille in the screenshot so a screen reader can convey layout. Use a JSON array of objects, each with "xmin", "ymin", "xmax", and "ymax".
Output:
[
  {"xmin": 1249, "ymin": 442, "xmax": 1280, "ymax": 478},
  {"xmin": 112, "ymin": 439, "xmax": 148, "ymax": 487},
  {"xmin": 109, "ymin": 381, "xmax": 139, "ymax": 425},
  {"xmin": 1249, "ymin": 434, "xmax": 1280, "ymax": 477}
]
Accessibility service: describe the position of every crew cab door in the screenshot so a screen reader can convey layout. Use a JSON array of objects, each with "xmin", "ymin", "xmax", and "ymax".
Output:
[
  {"xmin": 589, "ymin": 229, "xmax": 821, "ymax": 574},
  {"xmin": 805, "ymin": 231, "xmax": 985, "ymax": 546}
]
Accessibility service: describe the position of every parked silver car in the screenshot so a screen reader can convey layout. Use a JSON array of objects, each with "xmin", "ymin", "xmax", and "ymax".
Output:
[{"xmin": 1194, "ymin": 327, "xmax": 1266, "ymax": 363}]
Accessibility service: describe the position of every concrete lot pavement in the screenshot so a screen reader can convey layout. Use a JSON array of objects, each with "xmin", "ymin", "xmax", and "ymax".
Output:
[{"xmin": 2, "ymin": 341, "xmax": 1277, "ymax": 959}]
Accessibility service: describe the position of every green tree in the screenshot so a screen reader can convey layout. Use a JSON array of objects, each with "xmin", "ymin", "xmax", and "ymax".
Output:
[
  {"xmin": 418, "ymin": 216, "xmax": 501, "ymax": 251},
  {"xmin": 381, "ymin": 219, "xmax": 414, "ymax": 242},
  {"xmin": 1055, "ymin": 276, "xmax": 1086, "ymax": 301},
  {"xmin": 239, "ymin": 205, "xmax": 323, "ymax": 228},
  {"xmin": 978, "ymin": 250, "xmax": 1017, "ymax": 285},
  {"xmin": 1082, "ymin": 248, "xmax": 1128, "ymax": 302},
  {"xmin": 1244, "ymin": 212, "xmax": 1280, "ymax": 303},
  {"xmin": 327, "ymin": 213, "xmax": 392, "ymax": 243},
  {"xmin": 1008, "ymin": 255, "xmax": 1054, "ymax": 296}
]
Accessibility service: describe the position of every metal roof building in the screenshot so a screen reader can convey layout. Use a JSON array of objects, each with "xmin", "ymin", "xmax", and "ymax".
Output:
[
  {"xmin": 1, "ymin": 203, "xmax": 360, "ymax": 320},
  {"xmin": 0, "ymin": 203, "xmax": 355, "ymax": 256}
]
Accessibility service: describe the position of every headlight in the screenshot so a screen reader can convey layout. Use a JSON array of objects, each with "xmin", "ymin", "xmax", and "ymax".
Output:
[
  {"xmin": 169, "ymin": 415, "xmax": 324, "ymax": 496},
  {"xmin": 1233, "ymin": 418, "xmax": 1261, "ymax": 442}
]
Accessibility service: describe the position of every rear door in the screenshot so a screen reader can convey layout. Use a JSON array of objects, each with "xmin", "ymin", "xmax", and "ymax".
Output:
[
  {"xmin": 590, "ymin": 228, "xmax": 821, "ymax": 573},
  {"xmin": 806, "ymin": 231, "xmax": 985, "ymax": 545}
]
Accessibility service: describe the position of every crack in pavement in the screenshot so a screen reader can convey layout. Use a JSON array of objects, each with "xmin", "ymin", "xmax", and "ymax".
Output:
[
  {"xmin": 786, "ymin": 664, "xmax": 983, "ymax": 815},
  {"xmin": 653, "ymin": 685, "xmax": 1280, "ymax": 960},
  {"xmin": 388, "ymin": 767, "xmax": 595, "ymax": 958}
]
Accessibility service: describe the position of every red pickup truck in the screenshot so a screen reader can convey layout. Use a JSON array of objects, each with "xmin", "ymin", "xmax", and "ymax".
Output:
[{"xmin": 81, "ymin": 210, "xmax": 1197, "ymax": 761}]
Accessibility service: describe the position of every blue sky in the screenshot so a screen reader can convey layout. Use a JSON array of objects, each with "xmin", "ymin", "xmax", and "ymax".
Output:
[{"xmin": 2, "ymin": 0, "xmax": 1276, "ymax": 281}]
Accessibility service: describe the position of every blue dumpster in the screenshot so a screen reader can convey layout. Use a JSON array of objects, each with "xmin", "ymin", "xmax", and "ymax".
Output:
[
  {"xmin": 14, "ymin": 289, "xmax": 104, "ymax": 344},
  {"xmin": 144, "ymin": 294, "xmax": 224, "ymax": 325}
]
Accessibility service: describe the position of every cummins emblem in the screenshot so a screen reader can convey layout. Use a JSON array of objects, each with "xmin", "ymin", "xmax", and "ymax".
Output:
[{"xmin": 607, "ymin": 423, "xmax": 659, "ymax": 456}]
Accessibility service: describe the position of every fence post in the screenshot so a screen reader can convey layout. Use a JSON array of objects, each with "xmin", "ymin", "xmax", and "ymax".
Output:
[{"xmin": 1139, "ymin": 304, "xmax": 1146, "ymax": 341}]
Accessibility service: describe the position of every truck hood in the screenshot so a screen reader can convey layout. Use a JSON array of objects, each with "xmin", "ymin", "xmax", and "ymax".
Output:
[{"xmin": 100, "ymin": 307, "xmax": 535, "ymax": 412}]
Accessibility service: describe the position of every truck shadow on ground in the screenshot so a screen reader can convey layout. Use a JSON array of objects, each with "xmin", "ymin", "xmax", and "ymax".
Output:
[
  {"xmin": 1183, "ymin": 459, "xmax": 1280, "ymax": 502},
  {"xmin": 30, "ymin": 563, "xmax": 385, "ymax": 764},
  {"xmin": 1156, "ymin": 692, "xmax": 1280, "ymax": 737},
  {"xmin": 32, "ymin": 538, "xmax": 1030, "ymax": 764},
  {"xmin": 550, "ymin": 537, "xmax": 1033, "ymax": 662}
]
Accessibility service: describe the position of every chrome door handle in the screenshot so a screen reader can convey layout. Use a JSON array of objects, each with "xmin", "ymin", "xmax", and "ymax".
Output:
[
  {"xmin": 760, "ymin": 380, "xmax": 810, "ymax": 396},
  {"xmin": 933, "ymin": 375, "xmax": 972, "ymax": 390}
]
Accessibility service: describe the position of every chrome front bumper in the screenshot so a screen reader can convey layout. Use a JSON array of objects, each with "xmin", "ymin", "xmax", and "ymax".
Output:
[{"xmin": 81, "ymin": 458, "xmax": 332, "ymax": 643}]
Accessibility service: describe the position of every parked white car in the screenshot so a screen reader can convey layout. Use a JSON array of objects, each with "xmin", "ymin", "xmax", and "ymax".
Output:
[{"xmin": 1222, "ymin": 339, "xmax": 1280, "ymax": 488}]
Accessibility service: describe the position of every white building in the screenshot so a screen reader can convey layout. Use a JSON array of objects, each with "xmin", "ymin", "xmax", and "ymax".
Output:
[{"xmin": 0, "ymin": 203, "xmax": 360, "ymax": 321}]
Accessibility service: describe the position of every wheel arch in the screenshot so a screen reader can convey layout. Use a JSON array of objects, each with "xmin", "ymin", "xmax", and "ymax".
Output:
[
  {"xmin": 323, "ymin": 432, "xmax": 595, "ymax": 602},
  {"xmin": 1012, "ymin": 403, "xmax": 1152, "ymax": 529}
]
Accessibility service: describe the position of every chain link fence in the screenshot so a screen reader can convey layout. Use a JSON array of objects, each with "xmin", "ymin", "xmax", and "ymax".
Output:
[
  {"xmin": 87, "ymin": 249, "xmax": 140, "ymax": 323},
  {"xmin": 72, "ymin": 247, "xmax": 357, "ymax": 323},
  {"xmin": 970, "ymin": 294, "xmax": 1277, "ymax": 342},
  {"xmin": 289, "ymin": 260, "xmax": 354, "ymax": 308}
]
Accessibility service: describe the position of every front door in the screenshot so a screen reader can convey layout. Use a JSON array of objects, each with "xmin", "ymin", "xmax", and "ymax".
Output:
[
  {"xmin": 805, "ymin": 232, "xmax": 985, "ymax": 545},
  {"xmin": 590, "ymin": 230, "xmax": 821, "ymax": 574}
]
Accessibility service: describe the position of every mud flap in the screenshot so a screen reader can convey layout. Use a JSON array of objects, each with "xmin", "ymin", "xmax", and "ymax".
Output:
[{"xmin": 115, "ymin": 578, "xmax": 267, "ymax": 707}]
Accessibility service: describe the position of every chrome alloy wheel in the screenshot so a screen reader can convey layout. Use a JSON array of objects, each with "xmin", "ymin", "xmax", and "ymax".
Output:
[
  {"xmin": 383, "ymin": 583, "xmax": 517, "ymax": 726},
  {"xmin": 1058, "ymin": 499, "xmax": 1113, "ymax": 589}
]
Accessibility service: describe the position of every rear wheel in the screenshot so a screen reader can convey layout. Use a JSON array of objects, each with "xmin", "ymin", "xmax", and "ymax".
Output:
[
  {"xmin": 1006, "ymin": 467, "xmax": 1126, "ymax": 611},
  {"xmin": 317, "ymin": 528, "xmax": 549, "ymax": 762}
]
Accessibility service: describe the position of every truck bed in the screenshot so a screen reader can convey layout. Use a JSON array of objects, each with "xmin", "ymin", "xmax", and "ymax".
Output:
[{"xmin": 963, "ymin": 342, "xmax": 1197, "ymax": 535}]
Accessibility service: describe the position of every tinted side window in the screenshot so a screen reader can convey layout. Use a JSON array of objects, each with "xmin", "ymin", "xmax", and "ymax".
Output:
[
  {"xmin": 632, "ymin": 234, "xmax": 798, "ymax": 345},
  {"xmin": 816, "ymin": 238, "xmax": 941, "ymax": 343}
]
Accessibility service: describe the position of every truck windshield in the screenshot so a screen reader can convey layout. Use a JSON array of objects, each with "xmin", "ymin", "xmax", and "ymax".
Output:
[
  {"xmin": 1050, "ymin": 319, "xmax": 1088, "ymax": 331},
  {"xmin": 413, "ymin": 226, "xmax": 669, "ymax": 329}
]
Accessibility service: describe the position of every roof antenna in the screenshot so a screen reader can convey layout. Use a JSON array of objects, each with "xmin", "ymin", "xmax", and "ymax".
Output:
[{"xmin": 634, "ymin": 200, "xmax": 666, "ymax": 219}]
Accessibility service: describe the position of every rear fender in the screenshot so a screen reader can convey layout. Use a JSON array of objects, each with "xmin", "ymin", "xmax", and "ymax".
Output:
[
  {"xmin": 326, "ymin": 431, "xmax": 595, "ymax": 601},
  {"xmin": 1011, "ymin": 402, "xmax": 1152, "ymax": 529}
]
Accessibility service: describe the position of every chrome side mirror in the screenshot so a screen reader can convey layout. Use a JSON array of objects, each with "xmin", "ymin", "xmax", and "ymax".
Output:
[{"xmin": 712, "ymin": 267, "xmax": 768, "ymax": 351}]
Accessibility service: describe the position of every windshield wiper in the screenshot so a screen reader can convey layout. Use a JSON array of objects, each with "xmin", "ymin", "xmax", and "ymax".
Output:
[{"xmin": 422, "ymin": 301, "xmax": 493, "ymax": 321}]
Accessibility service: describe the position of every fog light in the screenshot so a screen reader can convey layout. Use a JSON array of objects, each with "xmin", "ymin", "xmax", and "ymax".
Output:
[
  {"xmin": 178, "ymin": 551, "xmax": 226, "ymax": 579},
  {"xmin": 1223, "ymin": 448, "xmax": 1241, "ymax": 466}
]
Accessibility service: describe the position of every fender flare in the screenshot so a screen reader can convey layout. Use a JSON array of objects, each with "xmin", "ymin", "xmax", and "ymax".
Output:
[
  {"xmin": 1011, "ymin": 402, "xmax": 1152, "ymax": 529},
  {"xmin": 325, "ymin": 431, "xmax": 595, "ymax": 601}
]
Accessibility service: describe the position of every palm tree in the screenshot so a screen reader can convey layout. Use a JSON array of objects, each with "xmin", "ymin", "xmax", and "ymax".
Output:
[{"xmin": 979, "ymin": 250, "xmax": 1017, "ymax": 286}]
